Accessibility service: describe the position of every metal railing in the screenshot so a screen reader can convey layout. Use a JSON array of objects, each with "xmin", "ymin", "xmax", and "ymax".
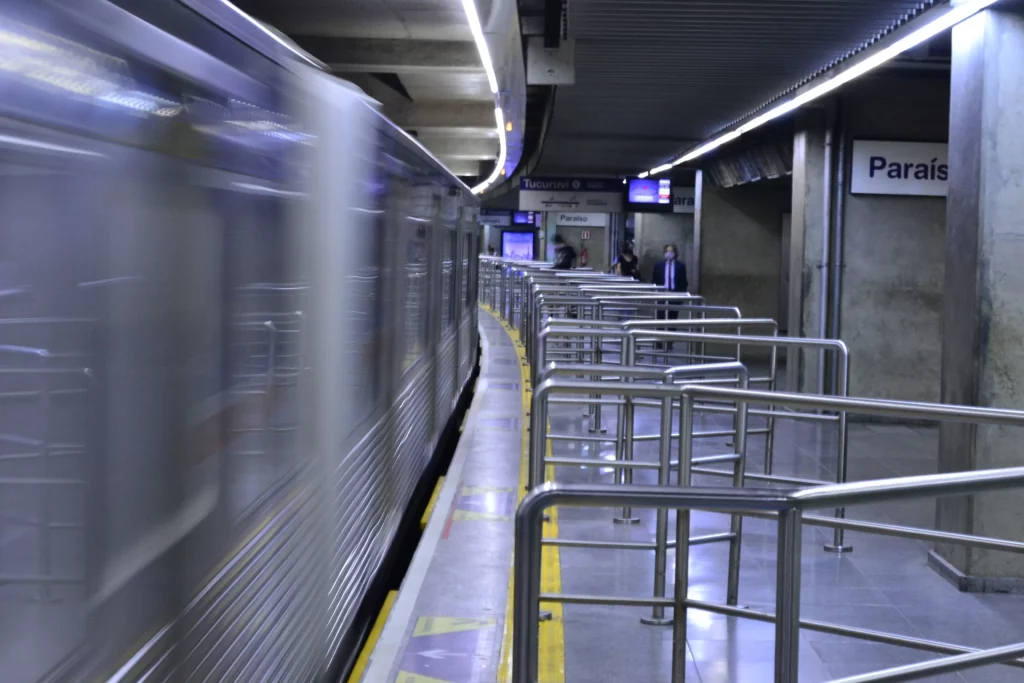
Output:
[
  {"xmin": 513, "ymin": 386, "xmax": 1024, "ymax": 683},
  {"xmin": 513, "ymin": 468, "xmax": 1024, "ymax": 683}
]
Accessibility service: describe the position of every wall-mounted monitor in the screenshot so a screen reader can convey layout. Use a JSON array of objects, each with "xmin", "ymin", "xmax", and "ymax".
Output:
[
  {"xmin": 512, "ymin": 211, "xmax": 536, "ymax": 224},
  {"xmin": 502, "ymin": 231, "xmax": 534, "ymax": 260},
  {"xmin": 626, "ymin": 178, "xmax": 673, "ymax": 212}
]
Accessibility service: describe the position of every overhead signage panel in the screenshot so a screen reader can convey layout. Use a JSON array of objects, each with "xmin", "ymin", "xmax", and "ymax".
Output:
[
  {"xmin": 850, "ymin": 140, "xmax": 948, "ymax": 197},
  {"xmin": 519, "ymin": 176, "xmax": 623, "ymax": 213},
  {"xmin": 672, "ymin": 187, "xmax": 695, "ymax": 214}
]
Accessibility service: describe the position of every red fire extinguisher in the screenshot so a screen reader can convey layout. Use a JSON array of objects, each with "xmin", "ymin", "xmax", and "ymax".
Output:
[{"xmin": 580, "ymin": 245, "xmax": 589, "ymax": 267}]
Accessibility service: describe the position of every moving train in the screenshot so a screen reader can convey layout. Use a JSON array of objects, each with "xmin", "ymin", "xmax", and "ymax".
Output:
[{"xmin": 0, "ymin": 1, "xmax": 480, "ymax": 681}]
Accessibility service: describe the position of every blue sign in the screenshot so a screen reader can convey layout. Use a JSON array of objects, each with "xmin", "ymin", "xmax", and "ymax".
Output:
[
  {"xmin": 502, "ymin": 232, "xmax": 534, "ymax": 260},
  {"xmin": 520, "ymin": 177, "xmax": 619, "ymax": 192},
  {"xmin": 629, "ymin": 178, "xmax": 671, "ymax": 205}
]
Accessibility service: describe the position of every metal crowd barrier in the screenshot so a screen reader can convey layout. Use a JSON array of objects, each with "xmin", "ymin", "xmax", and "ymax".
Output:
[
  {"xmin": 532, "ymin": 364, "xmax": 751, "ymax": 619},
  {"xmin": 513, "ymin": 467, "xmax": 1024, "ymax": 683},
  {"xmin": 0, "ymin": 324, "xmax": 92, "ymax": 600},
  {"xmin": 514, "ymin": 384, "xmax": 1024, "ymax": 683}
]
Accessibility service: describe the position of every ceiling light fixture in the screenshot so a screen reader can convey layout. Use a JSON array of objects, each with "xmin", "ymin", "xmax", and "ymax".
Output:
[
  {"xmin": 459, "ymin": 0, "xmax": 507, "ymax": 194},
  {"xmin": 472, "ymin": 107, "xmax": 507, "ymax": 194},
  {"xmin": 647, "ymin": 0, "xmax": 999, "ymax": 176},
  {"xmin": 212, "ymin": 0, "xmax": 323, "ymax": 68}
]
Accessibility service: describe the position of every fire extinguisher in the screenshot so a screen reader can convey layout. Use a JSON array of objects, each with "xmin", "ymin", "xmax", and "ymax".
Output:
[{"xmin": 580, "ymin": 245, "xmax": 589, "ymax": 267}]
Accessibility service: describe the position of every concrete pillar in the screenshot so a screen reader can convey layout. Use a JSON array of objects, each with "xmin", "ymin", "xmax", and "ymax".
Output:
[
  {"xmin": 934, "ymin": 8, "xmax": 1024, "ymax": 588},
  {"xmin": 698, "ymin": 179, "xmax": 787, "ymax": 319},
  {"xmin": 787, "ymin": 110, "xmax": 828, "ymax": 394}
]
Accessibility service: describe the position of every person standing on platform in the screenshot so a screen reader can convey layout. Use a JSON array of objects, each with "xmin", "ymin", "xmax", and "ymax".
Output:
[
  {"xmin": 615, "ymin": 243, "xmax": 641, "ymax": 280},
  {"xmin": 552, "ymin": 234, "xmax": 576, "ymax": 270},
  {"xmin": 651, "ymin": 243, "xmax": 688, "ymax": 349}
]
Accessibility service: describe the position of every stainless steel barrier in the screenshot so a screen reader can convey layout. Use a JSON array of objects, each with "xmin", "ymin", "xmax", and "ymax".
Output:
[
  {"xmin": 513, "ymin": 461, "xmax": 1024, "ymax": 683},
  {"xmin": 531, "ymin": 364, "xmax": 751, "ymax": 620},
  {"xmin": 0, "ymin": 334, "xmax": 91, "ymax": 599},
  {"xmin": 532, "ymin": 324, "xmax": 852, "ymax": 550}
]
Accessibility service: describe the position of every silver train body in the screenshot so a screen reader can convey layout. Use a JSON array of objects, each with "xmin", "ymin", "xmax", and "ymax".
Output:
[{"xmin": 0, "ymin": 1, "xmax": 480, "ymax": 681}]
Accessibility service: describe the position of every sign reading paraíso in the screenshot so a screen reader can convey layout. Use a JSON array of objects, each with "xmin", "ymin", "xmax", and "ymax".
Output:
[
  {"xmin": 554, "ymin": 212, "xmax": 608, "ymax": 227},
  {"xmin": 672, "ymin": 187, "xmax": 695, "ymax": 214},
  {"xmin": 519, "ymin": 177, "xmax": 623, "ymax": 213},
  {"xmin": 851, "ymin": 140, "xmax": 948, "ymax": 197}
]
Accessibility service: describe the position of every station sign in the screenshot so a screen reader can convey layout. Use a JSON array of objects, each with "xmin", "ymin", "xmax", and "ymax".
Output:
[
  {"xmin": 479, "ymin": 209, "xmax": 511, "ymax": 227},
  {"xmin": 554, "ymin": 212, "xmax": 608, "ymax": 227},
  {"xmin": 519, "ymin": 177, "xmax": 623, "ymax": 213},
  {"xmin": 850, "ymin": 140, "xmax": 948, "ymax": 197},
  {"xmin": 672, "ymin": 187, "xmax": 696, "ymax": 214}
]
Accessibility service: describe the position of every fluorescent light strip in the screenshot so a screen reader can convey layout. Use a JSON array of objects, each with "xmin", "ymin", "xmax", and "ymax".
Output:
[
  {"xmin": 647, "ymin": 0, "xmax": 999, "ymax": 176},
  {"xmin": 214, "ymin": 0, "xmax": 322, "ymax": 68},
  {"xmin": 472, "ymin": 107, "xmax": 508, "ymax": 193},
  {"xmin": 458, "ymin": 0, "xmax": 506, "ymax": 194},
  {"xmin": 460, "ymin": 0, "xmax": 500, "ymax": 94}
]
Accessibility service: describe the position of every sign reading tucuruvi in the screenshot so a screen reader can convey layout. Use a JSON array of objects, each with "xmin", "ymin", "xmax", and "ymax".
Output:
[
  {"xmin": 519, "ymin": 177, "xmax": 623, "ymax": 213},
  {"xmin": 850, "ymin": 140, "xmax": 948, "ymax": 197}
]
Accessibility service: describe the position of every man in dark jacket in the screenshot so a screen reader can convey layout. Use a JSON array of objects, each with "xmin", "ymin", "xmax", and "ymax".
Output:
[
  {"xmin": 651, "ymin": 244, "xmax": 688, "ymax": 349},
  {"xmin": 552, "ymin": 234, "xmax": 576, "ymax": 270}
]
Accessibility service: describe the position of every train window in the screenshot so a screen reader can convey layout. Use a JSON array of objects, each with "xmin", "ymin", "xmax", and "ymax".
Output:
[
  {"xmin": 343, "ymin": 157, "xmax": 387, "ymax": 427},
  {"xmin": 462, "ymin": 233, "xmax": 472, "ymax": 308},
  {"xmin": 221, "ymin": 189, "xmax": 304, "ymax": 519},
  {"xmin": 403, "ymin": 220, "xmax": 430, "ymax": 371},
  {"xmin": 442, "ymin": 230, "xmax": 457, "ymax": 331}
]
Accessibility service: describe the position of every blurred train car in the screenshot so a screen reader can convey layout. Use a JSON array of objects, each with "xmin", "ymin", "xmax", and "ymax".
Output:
[{"xmin": 0, "ymin": 0, "xmax": 480, "ymax": 681}]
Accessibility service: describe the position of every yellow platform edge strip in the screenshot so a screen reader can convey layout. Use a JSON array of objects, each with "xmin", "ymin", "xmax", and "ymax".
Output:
[
  {"xmin": 488, "ymin": 305, "xmax": 566, "ymax": 683},
  {"xmin": 420, "ymin": 476, "xmax": 446, "ymax": 532},
  {"xmin": 347, "ymin": 589, "xmax": 399, "ymax": 683}
]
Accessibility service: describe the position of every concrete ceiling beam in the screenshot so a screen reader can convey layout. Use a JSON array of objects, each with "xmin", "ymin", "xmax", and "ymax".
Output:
[
  {"xmin": 391, "ymin": 101, "xmax": 497, "ymax": 133},
  {"xmin": 415, "ymin": 136, "xmax": 498, "ymax": 160},
  {"xmin": 292, "ymin": 36, "xmax": 483, "ymax": 73}
]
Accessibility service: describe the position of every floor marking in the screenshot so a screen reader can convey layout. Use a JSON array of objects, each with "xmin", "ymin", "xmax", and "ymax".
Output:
[
  {"xmin": 421, "ymin": 477, "xmax": 446, "ymax": 532},
  {"xmin": 490, "ymin": 306, "xmax": 566, "ymax": 683},
  {"xmin": 360, "ymin": 320, "xmax": 495, "ymax": 682},
  {"xmin": 462, "ymin": 485, "xmax": 515, "ymax": 496},
  {"xmin": 451, "ymin": 510, "xmax": 511, "ymax": 523},
  {"xmin": 413, "ymin": 617, "xmax": 495, "ymax": 637},
  {"xmin": 347, "ymin": 590, "xmax": 399, "ymax": 683},
  {"xmin": 395, "ymin": 673, "xmax": 453, "ymax": 683},
  {"xmin": 398, "ymin": 616, "xmax": 496, "ymax": 682}
]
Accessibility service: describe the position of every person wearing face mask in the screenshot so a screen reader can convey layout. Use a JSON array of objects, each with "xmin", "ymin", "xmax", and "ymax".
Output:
[
  {"xmin": 651, "ymin": 244, "xmax": 688, "ymax": 348},
  {"xmin": 652, "ymin": 243, "xmax": 687, "ymax": 297}
]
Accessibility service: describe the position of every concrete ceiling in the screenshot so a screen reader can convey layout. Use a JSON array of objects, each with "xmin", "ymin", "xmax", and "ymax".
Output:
[
  {"xmin": 532, "ymin": 0, "xmax": 948, "ymax": 177},
  {"xmin": 235, "ymin": 0, "xmax": 525, "ymax": 183}
]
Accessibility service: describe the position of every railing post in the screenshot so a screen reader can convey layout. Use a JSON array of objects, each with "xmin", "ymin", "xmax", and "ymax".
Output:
[
  {"xmin": 642, "ymin": 390, "xmax": 676, "ymax": 626},
  {"xmin": 529, "ymin": 385, "xmax": 548, "ymax": 490},
  {"xmin": 825, "ymin": 348, "xmax": 853, "ymax": 553},
  {"xmin": 512, "ymin": 494, "xmax": 545, "ymax": 683},
  {"xmin": 671, "ymin": 396, "xmax": 696, "ymax": 682},
  {"xmin": 774, "ymin": 507, "xmax": 803, "ymax": 683},
  {"xmin": 616, "ymin": 334, "xmax": 639, "ymax": 523},
  {"xmin": 726, "ymin": 370, "xmax": 749, "ymax": 607}
]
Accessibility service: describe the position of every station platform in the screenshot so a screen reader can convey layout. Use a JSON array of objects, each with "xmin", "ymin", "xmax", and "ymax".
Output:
[{"xmin": 352, "ymin": 303, "xmax": 1024, "ymax": 683}]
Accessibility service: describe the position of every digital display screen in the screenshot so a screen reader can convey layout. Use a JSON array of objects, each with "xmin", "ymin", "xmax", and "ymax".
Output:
[
  {"xmin": 628, "ymin": 179, "xmax": 672, "ymax": 204},
  {"xmin": 513, "ymin": 211, "xmax": 535, "ymax": 224},
  {"xmin": 502, "ymin": 232, "xmax": 534, "ymax": 260}
]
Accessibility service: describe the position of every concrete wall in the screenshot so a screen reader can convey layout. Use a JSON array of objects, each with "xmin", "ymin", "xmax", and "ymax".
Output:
[
  {"xmin": 838, "ymin": 73, "xmax": 949, "ymax": 401},
  {"xmin": 699, "ymin": 181, "xmax": 790, "ymax": 320},
  {"xmin": 634, "ymin": 212, "xmax": 694, "ymax": 283}
]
